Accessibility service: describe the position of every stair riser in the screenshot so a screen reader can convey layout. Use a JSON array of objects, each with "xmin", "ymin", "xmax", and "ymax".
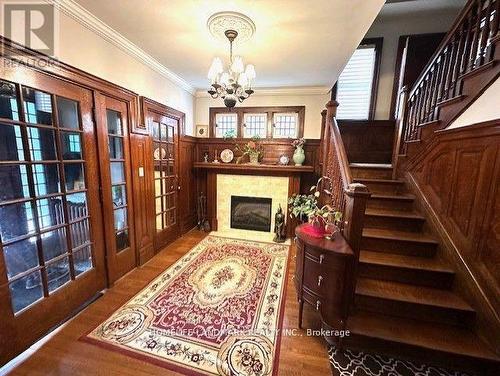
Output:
[
  {"xmin": 358, "ymin": 182, "xmax": 405, "ymax": 195},
  {"xmin": 343, "ymin": 334, "xmax": 498, "ymax": 375},
  {"xmin": 364, "ymin": 215, "xmax": 425, "ymax": 232},
  {"xmin": 361, "ymin": 236, "xmax": 437, "ymax": 257},
  {"xmin": 351, "ymin": 169, "xmax": 393, "ymax": 180},
  {"xmin": 359, "ymin": 263, "xmax": 454, "ymax": 289},
  {"xmin": 355, "ymin": 295, "xmax": 475, "ymax": 328},
  {"xmin": 367, "ymin": 198, "xmax": 414, "ymax": 211}
]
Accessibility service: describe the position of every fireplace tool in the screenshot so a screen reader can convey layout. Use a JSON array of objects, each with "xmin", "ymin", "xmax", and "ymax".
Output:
[{"xmin": 197, "ymin": 193, "xmax": 211, "ymax": 232}]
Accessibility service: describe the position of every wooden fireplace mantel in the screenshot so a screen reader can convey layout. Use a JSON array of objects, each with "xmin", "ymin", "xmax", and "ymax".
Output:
[
  {"xmin": 195, "ymin": 162, "xmax": 312, "ymax": 237},
  {"xmin": 193, "ymin": 162, "xmax": 314, "ymax": 175}
]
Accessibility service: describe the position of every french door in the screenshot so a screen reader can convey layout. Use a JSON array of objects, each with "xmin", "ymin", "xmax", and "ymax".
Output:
[
  {"xmin": 151, "ymin": 114, "xmax": 179, "ymax": 250},
  {"xmin": 95, "ymin": 94, "xmax": 136, "ymax": 283},
  {"xmin": 0, "ymin": 64, "xmax": 106, "ymax": 363}
]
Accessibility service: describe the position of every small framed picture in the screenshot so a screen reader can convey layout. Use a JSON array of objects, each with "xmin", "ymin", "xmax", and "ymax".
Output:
[{"xmin": 196, "ymin": 124, "xmax": 209, "ymax": 138}]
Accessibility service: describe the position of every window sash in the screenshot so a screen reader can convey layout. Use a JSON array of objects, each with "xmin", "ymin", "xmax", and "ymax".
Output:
[
  {"xmin": 273, "ymin": 112, "xmax": 298, "ymax": 138},
  {"xmin": 243, "ymin": 113, "xmax": 267, "ymax": 138},
  {"xmin": 215, "ymin": 113, "xmax": 237, "ymax": 138}
]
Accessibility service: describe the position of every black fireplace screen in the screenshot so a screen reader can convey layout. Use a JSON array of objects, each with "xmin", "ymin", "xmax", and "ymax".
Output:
[{"xmin": 230, "ymin": 196, "xmax": 272, "ymax": 232}]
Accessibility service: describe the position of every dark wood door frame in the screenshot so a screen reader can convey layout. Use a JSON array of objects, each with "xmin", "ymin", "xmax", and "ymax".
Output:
[
  {"xmin": 141, "ymin": 97, "xmax": 185, "ymax": 252},
  {"xmin": 95, "ymin": 93, "xmax": 136, "ymax": 284}
]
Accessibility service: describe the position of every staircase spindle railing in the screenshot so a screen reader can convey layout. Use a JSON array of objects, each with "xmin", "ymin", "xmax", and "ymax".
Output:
[{"xmin": 399, "ymin": 0, "xmax": 499, "ymax": 153}]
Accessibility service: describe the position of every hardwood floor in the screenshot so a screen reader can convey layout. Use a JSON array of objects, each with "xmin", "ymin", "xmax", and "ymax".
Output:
[{"xmin": 8, "ymin": 230, "xmax": 332, "ymax": 376}]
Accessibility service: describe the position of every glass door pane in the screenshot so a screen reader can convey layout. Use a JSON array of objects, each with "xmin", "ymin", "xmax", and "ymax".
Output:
[
  {"xmin": 106, "ymin": 109, "xmax": 130, "ymax": 253},
  {"xmin": 0, "ymin": 82, "xmax": 96, "ymax": 314}
]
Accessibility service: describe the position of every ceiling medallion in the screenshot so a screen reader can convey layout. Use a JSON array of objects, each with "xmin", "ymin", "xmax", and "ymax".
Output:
[{"xmin": 207, "ymin": 11, "xmax": 256, "ymax": 45}]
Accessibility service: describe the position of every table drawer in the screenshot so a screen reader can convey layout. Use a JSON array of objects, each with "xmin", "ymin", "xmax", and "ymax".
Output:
[{"xmin": 303, "ymin": 255, "xmax": 327, "ymax": 297}]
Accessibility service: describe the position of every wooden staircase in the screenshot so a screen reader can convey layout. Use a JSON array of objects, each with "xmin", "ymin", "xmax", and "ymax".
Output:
[{"xmin": 343, "ymin": 163, "xmax": 499, "ymax": 374}]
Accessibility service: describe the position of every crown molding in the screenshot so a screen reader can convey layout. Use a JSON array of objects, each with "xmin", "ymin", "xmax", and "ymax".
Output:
[
  {"xmin": 49, "ymin": 0, "xmax": 195, "ymax": 95},
  {"xmin": 195, "ymin": 86, "xmax": 331, "ymax": 98}
]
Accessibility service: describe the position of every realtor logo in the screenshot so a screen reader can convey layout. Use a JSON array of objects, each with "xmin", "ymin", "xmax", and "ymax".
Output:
[{"xmin": 1, "ymin": 1, "xmax": 59, "ymax": 57}]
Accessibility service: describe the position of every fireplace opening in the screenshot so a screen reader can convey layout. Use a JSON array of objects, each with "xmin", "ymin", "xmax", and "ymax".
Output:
[{"xmin": 230, "ymin": 196, "xmax": 272, "ymax": 232}]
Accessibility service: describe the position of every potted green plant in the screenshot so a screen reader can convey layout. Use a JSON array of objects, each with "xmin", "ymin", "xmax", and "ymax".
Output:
[
  {"xmin": 235, "ymin": 136, "xmax": 263, "ymax": 164},
  {"xmin": 288, "ymin": 176, "xmax": 343, "ymax": 238}
]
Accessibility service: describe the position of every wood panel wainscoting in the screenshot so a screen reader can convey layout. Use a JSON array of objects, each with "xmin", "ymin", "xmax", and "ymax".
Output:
[
  {"xmin": 405, "ymin": 120, "xmax": 500, "ymax": 353},
  {"xmin": 178, "ymin": 135, "xmax": 198, "ymax": 233},
  {"xmin": 338, "ymin": 120, "xmax": 395, "ymax": 164}
]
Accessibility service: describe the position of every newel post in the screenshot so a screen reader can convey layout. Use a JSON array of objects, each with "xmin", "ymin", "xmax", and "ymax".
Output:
[
  {"xmin": 317, "ymin": 109, "xmax": 327, "ymax": 174},
  {"xmin": 321, "ymin": 100, "xmax": 339, "ymax": 174}
]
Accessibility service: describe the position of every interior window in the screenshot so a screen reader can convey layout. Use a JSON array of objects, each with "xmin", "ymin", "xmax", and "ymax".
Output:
[
  {"xmin": 336, "ymin": 41, "xmax": 380, "ymax": 120},
  {"xmin": 243, "ymin": 113, "xmax": 267, "ymax": 138},
  {"xmin": 215, "ymin": 113, "xmax": 237, "ymax": 138},
  {"xmin": 273, "ymin": 113, "xmax": 298, "ymax": 138}
]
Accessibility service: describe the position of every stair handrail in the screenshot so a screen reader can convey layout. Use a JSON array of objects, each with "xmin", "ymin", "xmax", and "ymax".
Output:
[
  {"xmin": 320, "ymin": 100, "xmax": 370, "ymax": 257},
  {"xmin": 401, "ymin": 0, "xmax": 499, "ymax": 149}
]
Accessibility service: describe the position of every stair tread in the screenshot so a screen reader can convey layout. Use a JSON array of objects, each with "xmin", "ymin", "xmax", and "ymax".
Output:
[
  {"xmin": 348, "ymin": 311, "xmax": 499, "ymax": 361},
  {"xmin": 363, "ymin": 228, "xmax": 438, "ymax": 244},
  {"xmin": 370, "ymin": 193, "xmax": 415, "ymax": 201},
  {"xmin": 350, "ymin": 163, "xmax": 393, "ymax": 169},
  {"xmin": 365, "ymin": 208, "xmax": 425, "ymax": 220},
  {"xmin": 356, "ymin": 278, "xmax": 472, "ymax": 311},
  {"xmin": 353, "ymin": 178, "xmax": 405, "ymax": 185},
  {"xmin": 359, "ymin": 250, "xmax": 454, "ymax": 273}
]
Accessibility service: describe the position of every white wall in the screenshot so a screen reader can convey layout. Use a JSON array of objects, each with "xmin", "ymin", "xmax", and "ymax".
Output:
[
  {"xmin": 195, "ymin": 90, "xmax": 330, "ymax": 139},
  {"xmin": 448, "ymin": 77, "xmax": 500, "ymax": 129},
  {"xmin": 366, "ymin": 11, "xmax": 458, "ymax": 120},
  {"xmin": 57, "ymin": 13, "xmax": 195, "ymax": 134}
]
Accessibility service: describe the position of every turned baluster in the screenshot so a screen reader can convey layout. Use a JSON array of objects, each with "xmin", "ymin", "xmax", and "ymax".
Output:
[
  {"xmin": 486, "ymin": 0, "xmax": 499, "ymax": 60},
  {"xmin": 478, "ymin": 0, "xmax": 494, "ymax": 65},
  {"xmin": 468, "ymin": 0, "xmax": 484, "ymax": 70}
]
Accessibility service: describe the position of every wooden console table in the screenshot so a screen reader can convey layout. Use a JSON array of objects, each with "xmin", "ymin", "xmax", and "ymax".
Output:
[{"xmin": 294, "ymin": 223, "xmax": 355, "ymax": 344}]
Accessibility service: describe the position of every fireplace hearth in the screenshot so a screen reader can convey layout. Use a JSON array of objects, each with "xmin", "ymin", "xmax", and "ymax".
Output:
[{"xmin": 230, "ymin": 196, "xmax": 272, "ymax": 232}]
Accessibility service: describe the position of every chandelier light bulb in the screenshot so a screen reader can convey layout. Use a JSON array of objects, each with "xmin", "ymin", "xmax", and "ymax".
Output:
[
  {"xmin": 231, "ymin": 56, "xmax": 244, "ymax": 73},
  {"xmin": 220, "ymin": 72, "xmax": 230, "ymax": 86},
  {"xmin": 245, "ymin": 64, "xmax": 256, "ymax": 80},
  {"xmin": 238, "ymin": 72, "xmax": 249, "ymax": 88}
]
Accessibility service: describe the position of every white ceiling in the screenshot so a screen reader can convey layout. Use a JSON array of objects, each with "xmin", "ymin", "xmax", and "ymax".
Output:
[{"xmin": 73, "ymin": 0, "xmax": 385, "ymax": 91}]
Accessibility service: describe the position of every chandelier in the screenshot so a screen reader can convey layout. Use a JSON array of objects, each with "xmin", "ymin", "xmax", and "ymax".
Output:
[{"xmin": 207, "ymin": 29, "xmax": 256, "ymax": 108}]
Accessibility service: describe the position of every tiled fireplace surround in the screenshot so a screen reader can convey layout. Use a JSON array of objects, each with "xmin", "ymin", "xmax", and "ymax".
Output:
[{"xmin": 214, "ymin": 174, "xmax": 290, "ymax": 242}]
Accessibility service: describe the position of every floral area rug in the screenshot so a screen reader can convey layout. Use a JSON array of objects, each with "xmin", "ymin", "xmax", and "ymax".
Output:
[
  {"xmin": 328, "ymin": 346, "xmax": 474, "ymax": 376},
  {"xmin": 83, "ymin": 236, "xmax": 290, "ymax": 376}
]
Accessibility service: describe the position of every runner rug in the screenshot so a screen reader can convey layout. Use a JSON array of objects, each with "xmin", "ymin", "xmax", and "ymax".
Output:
[{"xmin": 83, "ymin": 236, "xmax": 290, "ymax": 376}]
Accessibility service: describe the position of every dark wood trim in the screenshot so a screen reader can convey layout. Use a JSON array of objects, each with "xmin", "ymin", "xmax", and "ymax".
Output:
[
  {"xmin": 193, "ymin": 162, "xmax": 314, "ymax": 173},
  {"xmin": 209, "ymin": 105, "xmax": 305, "ymax": 139},
  {"xmin": 363, "ymin": 38, "xmax": 383, "ymax": 121},
  {"xmin": 140, "ymin": 97, "xmax": 186, "ymax": 136}
]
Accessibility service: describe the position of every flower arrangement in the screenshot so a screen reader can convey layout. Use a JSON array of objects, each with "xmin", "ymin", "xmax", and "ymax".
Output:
[
  {"xmin": 291, "ymin": 138, "xmax": 305, "ymax": 148},
  {"xmin": 235, "ymin": 135, "xmax": 264, "ymax": 164},
  {"xmin": 288, "ymin": 176, "xmax": 343, "ymax": 238}
]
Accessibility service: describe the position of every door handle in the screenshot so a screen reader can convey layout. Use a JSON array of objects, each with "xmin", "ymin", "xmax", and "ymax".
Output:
[{"xmin": 177, "ymin": 185, "xmax": 181, "ymax": 191}]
